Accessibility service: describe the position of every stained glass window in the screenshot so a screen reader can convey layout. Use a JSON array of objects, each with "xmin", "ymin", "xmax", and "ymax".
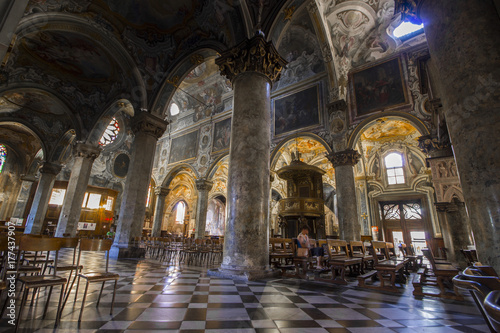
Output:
[
  {"xmin": 170, "ymin": 103, "xmax": 180, "ymax": 116},
  {"xmin": 403, "ymin": 203, "xmax": 422, "ymax": 220},
  {"xmin": 0, "ymin": 144, "xmax": 5, "ymax": 174},
  {"xmin": 99, "ymin": 117, "xmax": 120, "ymax": 146},
  {"xmin": 385, "ymin": 153, "xmax": 405, "ymax": 185}
]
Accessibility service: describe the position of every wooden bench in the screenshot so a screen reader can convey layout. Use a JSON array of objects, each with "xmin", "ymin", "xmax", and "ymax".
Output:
[{"xmin": 269, "ymin": 238, "xmax": 295, "ymax": 274}]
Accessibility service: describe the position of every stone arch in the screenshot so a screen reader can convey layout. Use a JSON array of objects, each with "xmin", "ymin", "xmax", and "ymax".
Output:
[
  {"xmin": 347, "ymin": 112, "xmax": 430, "ymax": 150},
  {"xmin": 150, "ymin": 47, "xmax": 225, "ymax": 118},
  {"xmin": 0, "ymin": 120, "xmax": 47, "ymax": 163},
  {"xmin": 271, "ymin": 132, "xmax": 333, "ymax": 169},
  {"xmin": 444, "ymin": 186, "xmax": 465, "ymax": 203},
  {"xmin": 162, "ymin": 164, "xmax": 200, "ymax": 189},
  {"xmin": 207, "ymin": 154, "xmax": 230, "ymax": 180},
  {"xmin": 49, "ymin": 129, "xmax": 77, "ymax": 163}
]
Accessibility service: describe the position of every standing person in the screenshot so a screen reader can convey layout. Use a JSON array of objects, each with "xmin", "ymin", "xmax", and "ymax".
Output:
[
  {"xmin": 107, "ymin": 226, "xmax": 116, "ymax": 239},
  {"xmin": 297, "ymin": 225, "xmax": 325, "ymax": 269}
]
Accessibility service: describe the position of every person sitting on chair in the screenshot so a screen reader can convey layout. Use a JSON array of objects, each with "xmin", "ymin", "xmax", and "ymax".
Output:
[{"xmin": 297, "ymin": 224, "xmax": 325, "ymax": 269}]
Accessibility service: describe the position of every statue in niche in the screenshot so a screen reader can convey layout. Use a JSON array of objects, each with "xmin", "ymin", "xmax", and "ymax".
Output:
[
  {"xmin": 407, "ymin": 152, "xmax": 418, "ymax": 176},
  {"xmin": 449, "ymin": 160, "xmax": 458, "ymax": 177},
  {"xmin": 438, "ymin": 161, "xmax": 448, "ymax": 178}
]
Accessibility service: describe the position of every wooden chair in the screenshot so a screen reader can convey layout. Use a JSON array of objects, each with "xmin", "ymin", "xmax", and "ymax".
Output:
[
  {"xmin": 292, "ymin": 238, "xmax": 315, "ymax": 279},
  {"xmin": 66, "ymin": 239, "xmax": 119, "ymax": 322},
  {"xmin": 484, "ymin": 291, "xmax": 500, "ymax": 333},
  {"xmin": 349, "ymin": 241, "xmax": 374, "ymax": 273},
  {"xmin": 48, "ymin": 237, "xmax": 82, "ymax": 297},
  {"xmin": 15, "ymin": 237, "xmax": 67, "ymax": 331},
  {"xmin": 318, "ymin": 240, "xmax": 362, "ymax": 284},
  {"xmin": 420, "ymin": 248, "xmax": 463, "ymax": 300},
  {"xmin": 358, "ymin": 241, "xmax": 406, "ymax": 292},
  {"xmin": 400, "ymin": 243, "xmax": 421, "ymax": 271}
]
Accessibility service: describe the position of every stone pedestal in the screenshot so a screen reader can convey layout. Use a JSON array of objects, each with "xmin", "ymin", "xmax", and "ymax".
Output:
[
  {"xmin": 55, "ymin": 143, "xmax": 100, "ymax": 237},
  {"xmin": 111, "ymin": 112, "xmax": 167, "ymax": 258},
  {"xmin": 24, "ymin": 162, "xmax": 61, "ymax": 234},
  {"xmin": 436, "ymin": 200, "xmax": 473, "ymax": 269},
  {"xmin": 397, "ymin": 0, "xmax": 500, "ymax": 271},
  {"xmin": 194, "ymin": 179, "xmax": 213, "ymax": 239},
  {"xmin": 327, "ymin": 149, "xmax": 361, "ymax": 241},
  {"xmin": 209, "ymin": 35, "xmax": 286, "ymax": 280},
  {"xmin": 151, "ymin": 186, "xmax": 169, "ymax": 237}
]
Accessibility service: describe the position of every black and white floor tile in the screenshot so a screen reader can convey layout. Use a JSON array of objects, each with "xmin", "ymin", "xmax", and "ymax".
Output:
[{"xmin": 0, "ymin": 250, "xmax": 489, "ymax": 332}]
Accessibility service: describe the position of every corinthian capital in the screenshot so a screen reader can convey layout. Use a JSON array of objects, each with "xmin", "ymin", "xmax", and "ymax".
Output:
[
  {"xmin": 39, "ymin": 162, "xmax": 62, "ymax": 175},
  {"xmin": 327, "ymin": 149, "xmax": 361, "ymax": 167},
  {"xmin": 216, "ymin": 35, "xmax": 287, "ymax": 84},
  {"xmin": 196, "ymin": 179, "xmax": 213, "ymax": 192},
  {"xmin": 74, "ymin": 143, "xmax": 101, "ymax": 161},
  {"xmin": 394, "ymin": 0, "xmax": 426, "ymax": 25},
  {"xmin": 154, "ymin": 186, "xmax": 170, "ymax": 197},
  {"xmin": 131, "ymin": 112, "xmax": 168, "ymax": 139}
]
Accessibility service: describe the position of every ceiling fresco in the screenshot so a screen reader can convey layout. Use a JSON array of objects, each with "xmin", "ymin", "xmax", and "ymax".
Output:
[
  {"xmin": 0, "ymin": 91, "xmax": 68, "ymax": 115},
  {"xmin": 360, "ymin": 118, "xmax": 418, "ymax": 142},
  {"xmin": 20, "ymin": 31, "xmax": 115, "ymax": 83},
  {"xmin": 0, "ymin": 123, "xmax": 43, "ymax": 173}
]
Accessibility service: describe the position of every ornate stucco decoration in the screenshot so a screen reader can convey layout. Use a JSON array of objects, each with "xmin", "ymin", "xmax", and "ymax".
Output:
[
  {"xmin": 74, "ymin": 142, "xmax": 101, "ymax": 161},
  {"xmin": 131, "ymin": 112, "xmax": 168, "ymax": 139},
  {"xmin": 215, "ymin": 35, "xmax": 287, "ymax": 84},
  {"xmin": 427, "ymin": 156, "xmax": 463, "ymax": 203},
  {"xmin": 326, "ymin": 149, "xmax": 361, "ymax": 167}
]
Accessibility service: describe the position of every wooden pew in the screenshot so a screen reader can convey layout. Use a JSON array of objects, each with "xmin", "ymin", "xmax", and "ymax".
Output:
[{"xmin": 269, "ymin": 238, "xmax": 295, "ymax": 274}]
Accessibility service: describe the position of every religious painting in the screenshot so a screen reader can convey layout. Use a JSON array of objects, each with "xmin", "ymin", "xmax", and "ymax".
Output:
[
  {"xmin": 113, "ymin": 153, "xmax": 130, "ymax": 178},
  {"xmin": 350, "ymin": 57, "xmax": 408, "ymax": 119},
  {"xmin": 169, "ymin": 130, "xmax": 199, "ymax": 164},
  {"xmin": 212, "ymin": 117, "xmax": 231, "ymax": 153},
  {"xmin": 273, "ymin": 84, "xmax": 321, "ymax": 137}
]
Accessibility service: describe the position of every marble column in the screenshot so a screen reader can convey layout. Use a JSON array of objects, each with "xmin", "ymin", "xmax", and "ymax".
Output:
[
  {"xmin": 209, "ymin": 35, "xmax": 286, "ymax": 280},
  {"xmin": 11, "ymin": 175, "xmax": 36, "ymax": 219},
  {"xmin": 111, "ymin": 112, "xmax": 168, "ymax": 258},
  {"xmin": 396, "ymin": 0, "xmax": 500, "ymax": 271},
  {"xmin": 24, "ymin": 162, "xmax": 62, "ymax": 234},
  {"xmin": 151, "ymin": 186, "xmax": 169, "ymax": 237},
  {"xmin": 327, "ymin": 149, "xmax": 361, "ymax": 241},
  {"xmin": 435, "ymin": 200, "xmax": 473, "ymax": 268},
  {"xmin": 55, "ymin": 143, "xmax": 100, "ymax": 237},
  {"xmin": 194, "ymin": 179, "xmax": 213, "ymax": 239}
]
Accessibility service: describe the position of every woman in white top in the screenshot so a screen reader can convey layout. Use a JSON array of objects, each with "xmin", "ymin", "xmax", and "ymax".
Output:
[{"xmin": 297, "ymin": 225, "xmax": 325, "ymax": 269}]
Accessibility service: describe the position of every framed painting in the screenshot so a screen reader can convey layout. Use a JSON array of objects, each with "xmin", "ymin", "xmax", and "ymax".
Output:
[
  {"xmin": 113, "ymin": 153, "xmax": 130, "ymax": 178},
  {"xmin": 273, "ymin": 84, "xmax": 321, "ymax": 137},
  {"xmin": 212, "ymin": 116, "xmax": 231, "ymax": 153},
  {"xmin": 350, "ymin": 57, "xmax": 409, "ymax": 120},
  {"xmin": 169, "ymin": 130, "xmax": 199, "ymax": 164}
]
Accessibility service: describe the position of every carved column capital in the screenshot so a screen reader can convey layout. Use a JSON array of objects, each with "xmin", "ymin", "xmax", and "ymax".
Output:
[
  {"xmin": 131, "ymin": 112, "xmax": 168, "ymax": 139},
  {"xmin": 39, "ymin": 162, "xmax": 62, "ymax": 175},
  {"xmin": 196, "ymin": 179, "xmax": 213, "ymax": 192},
  {"xmin": 327, "ymin": 149, "xmax": 361, "ymax": 167},
  {"xmin": 154, "ymin": 186, "xmax": 170, "ymax": 197},
  {"xmin": 74, "ymin": 142, "xmax": 101, "ymax": 161},
  {"xmin": 417, "ymin": 135, "xmax": 452, "ymax": 157},
  {"xmin": 394, "ymin": 0, "xmax": 426, "ymax": 25},
  {"xmin": 216, "ymin": 35, "xmax": 287, "ymax": 84}
]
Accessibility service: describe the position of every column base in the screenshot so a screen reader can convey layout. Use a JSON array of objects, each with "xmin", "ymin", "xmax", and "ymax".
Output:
[
  {"xmin": 110, "ymin": 244, "xmax": 146, "ymax": 259},
  {"xmin": 207, "ymin": 267, "xmax": 280, "ymax": 281}
]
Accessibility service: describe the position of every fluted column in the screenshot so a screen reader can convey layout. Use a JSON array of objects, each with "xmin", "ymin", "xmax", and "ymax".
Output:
[
  {"xmin": 55, "ymin": 143, "xmax": 100, "ymax": 237},
  {"xmin": 151, "ymin": 186, "xmax": 169, "ymax": 237},
  {"xmin": 396, "ymin": 0, "xmax": 500, "ymax": 271},
  {"xmin": 24, "ymin": 162, "xmax": 62, "ymax": 234},
  {"xmin": 209, "ymin": 35, "xmax": 286, "ymax": 280},
  {"xmin": 435, "ymin": 200, "xmax": 473, "ymax": 268},
  {"xmin": 111, "ymin": 112, "xmax": 168, "ymax": 258},
  {"xmin": 194, "ymin": 179, "xmax": 213, "ymax": 239},
  {"xmin": 327, "ymin": 149, "xmax": 361, "ymax": 241}
]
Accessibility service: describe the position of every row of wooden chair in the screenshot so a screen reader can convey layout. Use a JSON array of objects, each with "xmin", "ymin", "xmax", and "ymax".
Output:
[
  {"xmin": 0, "ymin": 235, "xmax": 119, "ymax": 331},
  {"xmin": 453, "ymin": 265, "xmax": 500, "ymax": 332}
]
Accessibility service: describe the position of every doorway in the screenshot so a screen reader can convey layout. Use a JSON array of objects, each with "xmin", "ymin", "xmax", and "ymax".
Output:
[{"xmin": 380, "ymin": 200, "xmax": 427, "ymax": 255}]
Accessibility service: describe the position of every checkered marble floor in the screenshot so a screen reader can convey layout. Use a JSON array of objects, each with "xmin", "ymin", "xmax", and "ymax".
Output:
[{"xmin": 0, "ymin": 250, "xmax": 489, "ymax": 332}]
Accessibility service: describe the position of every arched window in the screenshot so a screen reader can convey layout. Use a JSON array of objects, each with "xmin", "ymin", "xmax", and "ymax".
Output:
[
  {"xmin": 175, "ymin": 201, "xmax": 186, "ymax": 224},
  {"xmin": 99, "ymin": 117, "xmax": 120, "ymax": 146},
  {"xmin": 385, "ymin": 152, "xmax": 405, "ymax": 185},
  {"xmin": 393, "ymin": 21, "xmax": 424, "ymax": 40},
  {"xmin": 0, "ymin": 144, "xmax": 6, "ymax": 174},
  {"xmin": 170, "ymin": 103, "xmax": 180, "ymax": 116}
]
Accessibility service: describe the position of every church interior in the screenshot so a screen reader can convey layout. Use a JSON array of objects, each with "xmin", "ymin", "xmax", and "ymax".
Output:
[{"xmin": 0, "ymin": 0, "xmax": 499, "ymax": 332}]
